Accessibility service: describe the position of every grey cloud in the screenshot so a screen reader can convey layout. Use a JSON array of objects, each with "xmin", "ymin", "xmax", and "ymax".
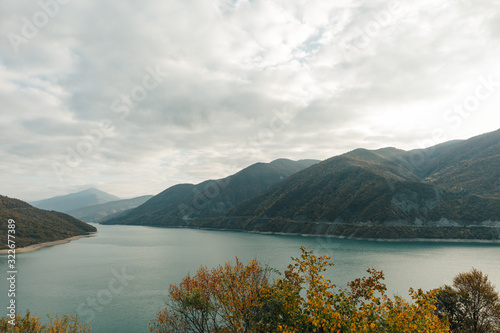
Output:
[{"xmin": 1, "ymin": 0, "xmax": 499, "ymax": 201}]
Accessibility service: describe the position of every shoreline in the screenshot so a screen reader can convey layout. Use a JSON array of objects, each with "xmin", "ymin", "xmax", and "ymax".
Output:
[
  {"xmin": 200, "ymin": 228, "xmax": 500, "ymax": 244},
  {"xmin": 111, "ymin": 224, "xmax": 500, "ymax": 244},
  {"xmin": 0, "ymin": 233, "xmax": 97, "ymax": 254}
]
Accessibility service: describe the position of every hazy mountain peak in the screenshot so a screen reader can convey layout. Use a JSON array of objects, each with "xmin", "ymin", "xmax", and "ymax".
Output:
[
  {"xmin": 31, "ymin": 188, "xmax": 120, "ymax": 213},
  {"xmin": 66, "ymin": 195, "xmax": 154, "ymax": 223}
]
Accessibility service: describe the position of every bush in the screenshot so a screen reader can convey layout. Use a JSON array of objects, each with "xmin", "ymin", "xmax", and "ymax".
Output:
[{"xmin": 0, "ymin": 311, "xmax": 90, "ymax": 332}]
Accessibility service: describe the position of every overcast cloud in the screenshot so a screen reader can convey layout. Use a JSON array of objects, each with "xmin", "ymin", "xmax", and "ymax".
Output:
[{"xmin": 1, "ymin": 0, "xmax": 500, "ymax": 201}]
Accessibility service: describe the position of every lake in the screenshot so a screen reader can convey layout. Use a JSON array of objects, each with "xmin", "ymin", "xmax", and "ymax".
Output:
[{"xmin": 1, "ymin": 224, "xmax": 500, "ymax": 332}]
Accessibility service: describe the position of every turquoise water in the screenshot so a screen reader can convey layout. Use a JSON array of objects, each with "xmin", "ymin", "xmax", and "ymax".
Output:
[{"xmin": 1, "ymin": 224, "xmax": 500, "ymax": 332}]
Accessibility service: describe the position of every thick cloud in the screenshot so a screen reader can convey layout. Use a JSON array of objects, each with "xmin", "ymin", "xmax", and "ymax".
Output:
[{"xmin": 1, "ymin": 0, "xmax": 499, "ymax": 201}]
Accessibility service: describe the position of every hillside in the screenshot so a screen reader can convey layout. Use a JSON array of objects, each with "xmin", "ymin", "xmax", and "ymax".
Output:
[
  {"xmin": 67, "ymin": 195, "xmax": 153, "ymax": 223},
  {"xmin": 189, "ymin": 129, "xmax": 500, "ymax": 240},
  {"xmin": 419, "ymin": 130, "xmax": 500, "ymax": 197},
  {"xmin": 0, "ymin": 195, "xmax": 97, "ymax": 249},
  {"xmin": 103, "ymin": 129, "xmax": 500, "ymax": 240},
  {"xmin": 103, "ymin": 159, "xmax": 319, "ymax": 226},
  {"xmin": 31, "ymin": 188, "xmax": 120, "ymax": 213}
]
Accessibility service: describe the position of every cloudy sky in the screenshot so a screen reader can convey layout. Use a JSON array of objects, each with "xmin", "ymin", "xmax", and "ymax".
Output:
[{"xmin": 1, "ymin": 0, "xmax": 500, "ymax": 201}]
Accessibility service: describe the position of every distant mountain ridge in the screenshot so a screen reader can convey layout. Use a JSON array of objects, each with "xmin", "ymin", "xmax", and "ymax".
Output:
[
  {"xmin": 104, "ymin": 129, "xmax": 500, "ymax": 240},
  {"xmin": 194, "ymin": 128, "xmax": 500, "ymax": 240},
  {"xmin": 103, "ymin": 159, "xmax": 319, "ymax": 226},
  {"xmin": 67, "ymin": 195, "xmax": 154, "ymax": 223},
  {"xmin": 0, "ymin": 195, "xmax": 97, "ymax": 249},
  {"xmin": 31, "ymin": 188, "xmax": 120, "ymax": 213}
]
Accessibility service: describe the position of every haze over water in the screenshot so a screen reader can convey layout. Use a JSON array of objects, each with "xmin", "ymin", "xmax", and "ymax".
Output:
[{"xmin": 1, "ymin": 224, "xmax": 500, "ymax": 333}]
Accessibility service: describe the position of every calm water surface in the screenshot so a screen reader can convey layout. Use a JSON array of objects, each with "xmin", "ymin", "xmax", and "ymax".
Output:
[{"xmin": 1, "ymin": 224, "xmax": 500, "ymax": 332}]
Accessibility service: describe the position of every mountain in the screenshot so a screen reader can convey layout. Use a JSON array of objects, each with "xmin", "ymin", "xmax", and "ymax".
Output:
[
  {"xmin": 66, "ymin": 195, "xmax": 154, "ymax": 223},
  {"xmin": 31, "ymin": 188, "xmax": 120, "ymax": 213},
  {"xmin": 188, "ymin": 129, "xmax": 500, "ymax": 240},
  {"xmin": 415, "ymin": 130, "xmax": 500, "ymax": 197},
  {"xmin": 0, "ymin": 195, "xmax": 97, "ymax": 249},
  {"xmin": 103, "ymin": 159, "xmax": 319, "ymax": 226}
]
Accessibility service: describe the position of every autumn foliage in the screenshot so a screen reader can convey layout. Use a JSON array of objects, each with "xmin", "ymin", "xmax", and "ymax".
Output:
[
  {"xmin": 0, "ymin": 311, "xmax": 90, "ymax": 332},
  {"xmin": 3, "ymin": 249, "xmax": 498, "ymax": 332},
  {"xmin": 150, "ymin": 247, "xmax": 450, "ymax": 332},
  {"xmin": 149, "ymin": 258, "xmax": 272, "ymax": 332}
]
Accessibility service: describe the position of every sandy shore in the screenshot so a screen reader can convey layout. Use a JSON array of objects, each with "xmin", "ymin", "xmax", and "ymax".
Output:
[{"xmin": 0, "ymin": 233, "xmax": 97, "ymax": 254}]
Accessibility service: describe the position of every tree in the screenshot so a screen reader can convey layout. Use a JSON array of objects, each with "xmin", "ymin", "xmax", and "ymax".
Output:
[
  {"xmin": 0, "ymin": 311, "xmax": 90, "ymax": 332},
  {"xmin": 435, "ymin": 285, "xmax": 466, "ymax": 332},
  {"xmin": 151, "ymin": 247, "xmax": 450, "ymax": 333},
  {"xmin": 149, "ymin": 258, "xmax": 272, "ymax": 333},
  {"xmin": 258, "ymin": 247, "xmax": 449, "ymax": 332},
  {"xmin": 436, "ymin": 268, "xmax": 500, "ymax": 333}
]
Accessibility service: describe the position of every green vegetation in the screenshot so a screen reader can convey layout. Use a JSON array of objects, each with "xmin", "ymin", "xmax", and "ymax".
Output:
[
  {"xmin": 195, "ymin": 217, "xmax": 500, "ymax": 240},
  {"xmin": 103, "ymin": 159, "xmax": 318, "ymax": 226},
  {"xmin": 0, "ymin": 195, "xmax": 97, "ymax": 250},
  {"xmin": 105, "ymin": 129, "xmax": 500, "ymax": 241},
  {"xmin": 219, "ymin": 137, "xmax": 500, "ymax": 235}
]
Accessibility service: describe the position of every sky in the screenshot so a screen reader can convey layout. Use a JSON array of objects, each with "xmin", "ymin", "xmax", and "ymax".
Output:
[{"xmin": 1, "ymin": 0, "xmax": 500, "ymax": 201}]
